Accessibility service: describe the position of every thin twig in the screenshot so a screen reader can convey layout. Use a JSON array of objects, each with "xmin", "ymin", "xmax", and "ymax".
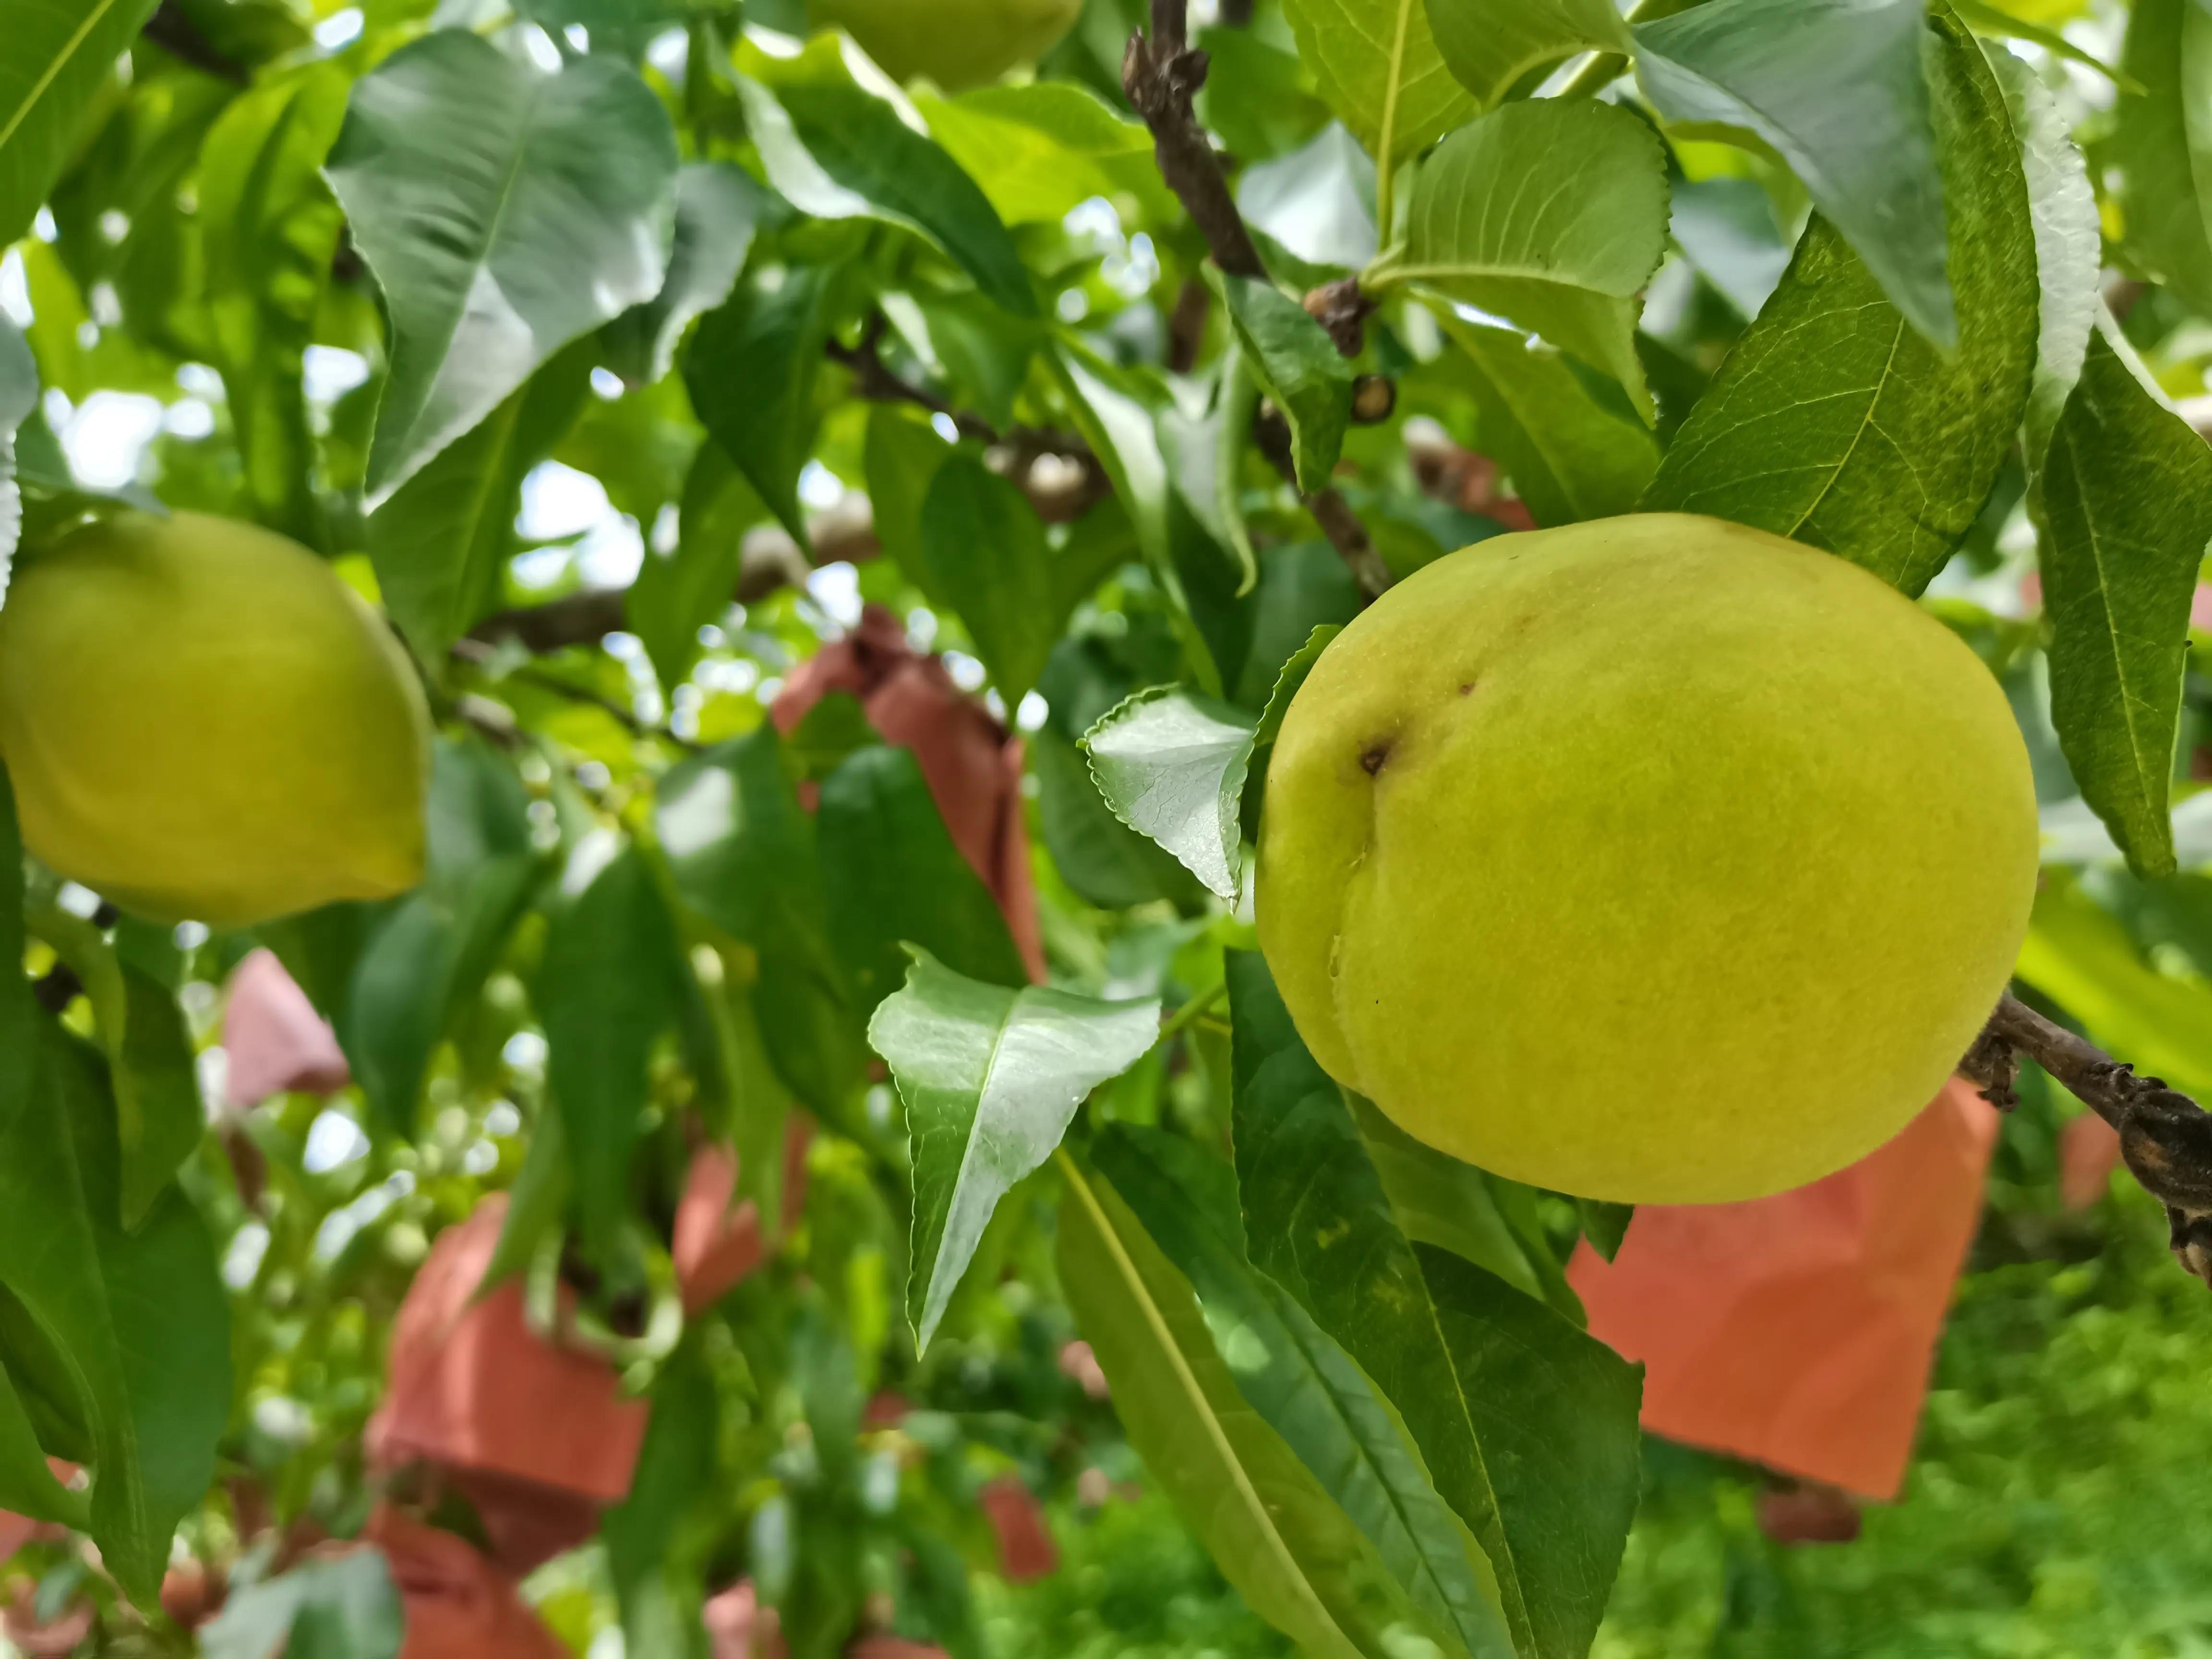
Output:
[
  {"xmin": 449, "ymin": 638, "xmax": 699, "ymax": 751},
  {"xmin": 826, "ymin": 318, "xmax": 998, "ymax": 443},
  {"xmin": 1122, "ymin": 0, "xmax": 1393, "ymax": 599},
  {"xmin": 1122, "ymin": 0, "xmax": 1268, "ymax": 280},
  {"xmin": 1252, "ymin": 409, "xmax": 1393, "ymax": 599},
  {"xmin": 1968, "ymin": 993, "xmax": 2212, "ymax": 1286},
  {"xmin": 1156, "ymin": 979, "xmax": 1229, "ymax": 1047}
]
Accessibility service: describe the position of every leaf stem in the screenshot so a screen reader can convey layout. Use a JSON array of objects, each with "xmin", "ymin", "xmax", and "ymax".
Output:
[{"xmin": 1156, "ymin": 979, "xmax": 1229, "ymax": 1048}]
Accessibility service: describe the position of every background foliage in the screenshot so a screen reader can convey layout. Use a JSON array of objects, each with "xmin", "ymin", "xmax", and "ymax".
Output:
[{"xmin": 0, "ymin": 0, "xmax": 2210, "ymax": 1651}]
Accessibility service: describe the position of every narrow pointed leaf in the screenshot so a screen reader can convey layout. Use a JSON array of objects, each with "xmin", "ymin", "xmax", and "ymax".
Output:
[
  {"xmin": 1987, "ymin": 41, "xmax": 2099, "ymax": 459},
  {"xmin": 326, "ymin": 31, "xmax": 679, "ymax": 504},
  {"xmin": 1220, "ymin": 276, "xmax": 1353, "ymax": 493},
  {"xmin": 683, "ymin": 264, "xmax": 832, "ymax": 543},
  {"xmin": 871, "ymin": 951, "xmax": 1156, "ymax": 1350},
  {"xmin": 1399, "ymin": 100, "xmax": 1668, "ymax": 418},
  {"xmin": 1424, "ymin": 0, "xmax": 1628, "ymax": 108},
  {"xmin": 738, "ymin": 39, "xmax": 1034, "ymax": 317},
  {"xmin": 200, "ymin": 66, "xmax": 346, "ymax": 545},
  {"xmin": 1434, "ymin": 314, "xmax": 1657, "ymax": 528},
  {"xmin": 0, "ymin": 319, "xmax": 32, "ymax": 572},
  {"xmin": 1640, "ymin": 9, "xmax": 2037, "ymax": 597},
  {"xmin": 921, "ymin": 454, "xmax": 1058, "ymax": 704},
  {"xmin": 2112, "ymin": 0, "xmax": 2212, "ymax": 318},
  {"xmin": 1633, "ymin": 0, "xmax": 1953, "ymax": 345},
  {"xmin": 201, "ymin": 1551, "xmax": 404, "ymax": 1659},
  {"xmin": 918, "ymin": 81, "xmax": 1172, "ymax": 227},
  {"xmin": 1280, "ymin": 0, "xmax": 1479, "ymax": 163},
  {"xmin": 0, "ymin": 0, "xmax": 162, "ymax": 247},
  {"xmin": 1097, "ymin": 1124, "xmax": 1515, "ymax": 1659},
  {"xmin": 2040, "ymin": 327, "xmax": 2212, "ymax": 881},
  {"xmin": 1227, "ymin": 951, "xmax": 1643, "ymax": 1659},
  {"xmin": 537, "ymin": 840, "xmax": 680, "ymax": 1252},
  {"xmin": 1084, "ymin": 689, "xmax": 1257, "ymax": 900},
  {"xmin": 367, "ymin": 338, "xmax": 594, "ymax": 664},
  {"xmin": 343, "ymin": 739, "xmax": 540, "ymax": 1135},
  {"xmin": 605, "ymin": 162, "xmax": 777, "ymax": 388},
  {"xmin": 1057, "ymin": 1154, "xmax": 1407, "ymax": 1659},
  {"xmin": 819, "ymin": 746, "xmax": 1028, "ymax": 1016}
]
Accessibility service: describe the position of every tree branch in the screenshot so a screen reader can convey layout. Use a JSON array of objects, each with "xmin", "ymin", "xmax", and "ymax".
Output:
[
  {"xmin": 1967, "ymin": 993, "xmax": 2212, "ymax": 1287},
  {"xmin": 1122, "ymin": 2, "xmax": 1394, "ymax": 598},
  {"xmin": 1122, "ymin": 0, "xmax": 1267, "ymax": 281}
]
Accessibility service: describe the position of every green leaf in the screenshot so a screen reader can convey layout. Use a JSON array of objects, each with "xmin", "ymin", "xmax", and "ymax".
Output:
[
  {"xmin": 1343, "ymin": 1094, "xmax": 1549, "ymax": 1305},
  {"xmin": 1434, "ymin": 313, "xmax": 1657, "ymax": 529},
  {"xmin": 1280, "ymin": 0, "xmax": 1479, "ymax": 165},
  {"xmin": 1226, "ymin": 952, "xmax": 1644, "ymax": 1659},
  {"xmin": 870, "ymin": 950, "xmax": 1156, "ymax": 1350},
  {"xmin": 1219, "ymin": 276, "xmax": 1353, "ymax": 493},
  {"xmin": 865, "ymin": 404, "xmax": 957, "ymax": 606},
  {"xmin": 199, "ymin": 65, "xmax": 345, "ymax": 546},
  {"xmin": 656, "ymin": 724, "xmax": 863, "ymax": 1112},
  {"xmin": 818, "ymin": 745, "xmax": 1027, "ymax": 1016},
  {"xmin": 659, "ymin": 724, "xmax": 834, "ymax": 965},
  {"xmin": 23, "ymin": 906, "xmax": 201, "ymax": 1232},
  {"xmin": 604, "ymin": 1349, "xmax": 718, "ymax": 1659},
  {"xmin": 2016, "ymin": 873, "xmax": 2212, "ymax": 1100},
  {"xmin": 1576, "ymin": 1200, "xmax": 1633, "ymax": 1263},
  {"xmin": 0, "ymin": 1022, "xmax": 229, "ymax": 1604},
  {"xmin": 683, "ymin": 264, "xmax": 832, "ymax": 544},
  {"xmin": 2039, "ymin": 326, "xmax": 2212, "ymax": 881},
  {"xmin": 1055, "ymin": 1153, "xmax": 1410, "ymax": 1659},
  {"xmin": 784, "ymin": 691, "xmax": 878, "ymax": 785},
  {"xmin": 536, "ymin": 839, "xmax": 680, "ymax": 1252},
  {"xmin": 1425, "ymin": 0, "xmax": 1628, "ymax": 108},
  {"xmin": 1396, "ymin": 99, "xmax": 1668, "ymax": 419},
  {"xmin": 1987, "ymin": 39, "xmax": 2099, "ymax": 458},
  {"xmin": 1083, "ymin": 627, "xmax": 1333, "ymax": 901},
  {"xmin": 343, "ymin": 738, "xmax": 540, "ymax": 1135},
  {"xmin": 920, "ymin": 453, "xmax": 1057, "ymax": 704},
  {"xmin": 366, "ymin": 334, "xmax": 594, "ymax": 665},
  {"xmin": 604, "ymin": 162, "xmax": 777, "ymax": 389},
  {"xmin": 2112, "ymin": 0, "xmax": 2212, "ymax": 317},
  {"xmin": 1034, "ymin": 728, "xmax": 1205, "ymax": 910},
  {"xmin": 201, "ymin": 1551, "xmax": 404, "ymax": 1659},
  {"xmin": 1084, "ymin": 689, "xmax": 1257, "ymax": 901},
  {"xmin": 1640, "ymin": 8, "xmax": 2037, "ymax": 597},
  {"xmin": 326, "ymin": 30, "xmax": 679, "ymax": 505},
  {"xmin": 1162, "ymin": 351, "xmax": 1261, "ymax": 599},
  {"xmin": 1954, "ymin": 0, "xmax": 2134, "ymax": 87},
  {"xmin": 628, "ymin": 439, "xmax": 767, "ymax": 697},
  {"xmin": 1096, "ymin": 1125, "xmax": 1515, "ymax": 1659},
  {"xmin": 0, "ymin": 317, "xmax": 31, "ymax": 570},
  {"xmin": 918, "ymin": 80, "xmax": 1172, "ymax": 226},
  {"xmin": 737, "ymin": 37, "xmax": 1034, "ymax": 317},
  {"xmin": 0, "ymin": 0, "xmax": 162, "ymax": 249},
  {"xmin": 1633, "ymin": 0, "xmax": 1954, "ymax": 346},
  {"xmin": 1668, "ymin": 176, "xmax": 1793, "ymax": 321},
  {"xmin": 482, "ymin": 1104, "xmax": 570, "ymax": 1292}
]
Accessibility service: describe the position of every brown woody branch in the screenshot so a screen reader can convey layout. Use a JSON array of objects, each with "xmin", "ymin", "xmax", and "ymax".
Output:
[
  {"xmin": 1121, "ymin": 0, "xmax": 1394, "ymax": 599},
  {"xmin": 1966, "ymin": 993, "xmax": 2212, "ymax": 1287}
]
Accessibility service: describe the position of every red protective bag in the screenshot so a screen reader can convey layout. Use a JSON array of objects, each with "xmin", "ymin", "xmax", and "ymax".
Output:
[
  {"xmin": 223, "ymin": 949, "xmax": 351, "ymax": 1106},
  {"xmin": 365, "ymin": 1507, "xmax": 569, "ymax": 1659},
  {"xmin": 368, "ymin": 1198, "xmax": 648, "ymax": 1507},
  {"xmin": 1568, "ymin": 1076, "xmax": 1998, "ymax": 1501},
  {"xmin": 773, "ymin": 605, "xmax": 1043, "ymax": 980},
  {"xmin": 675, "ymin": 1118, "xmax": 814, "ymax": 1315},
  {"xmin": 976, "ymin": 1475, "xmax": 1058, "ymax": 1582}
]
